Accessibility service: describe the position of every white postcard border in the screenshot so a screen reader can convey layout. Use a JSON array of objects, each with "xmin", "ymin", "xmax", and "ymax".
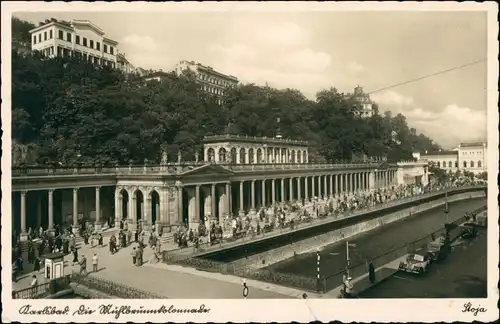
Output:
[{"xmin": 1, "ymin": 1, "xmax": 498, "ymax": 323}]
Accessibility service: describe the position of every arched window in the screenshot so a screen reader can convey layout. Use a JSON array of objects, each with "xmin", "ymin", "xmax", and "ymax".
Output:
[
  {"xmin": 437, "ymin": 161, "xmax": 441, "ymax": 167},
  {"xmin": 448, "ymin": 161, "xmax": 452, "ymax": 168},
  {"xmin": 463, "ymin": 161, "xmax": 467, "ymax": 168},
  {"xmin": 470, "ymin": 161, "xmax": 474, "ymax": 168},
  {"xmin": 478, "ymin": 161, "xmax": 482, "ymax": 168}
]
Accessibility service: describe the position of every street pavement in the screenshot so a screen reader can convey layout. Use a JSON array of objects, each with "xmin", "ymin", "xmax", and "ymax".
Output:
[
  {"xmin": 358, "ymin": 228, "xmax": 487, "ymax": 298},
  {"xmin": 12, "ymin": 237, "xmax": 292, "ymax": 299},
  {"xmin": 267, "ymin": 198, "xmax": 486, "ymax": 279}
]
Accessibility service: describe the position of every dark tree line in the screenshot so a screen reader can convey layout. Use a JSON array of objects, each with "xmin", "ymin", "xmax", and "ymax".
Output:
[{"xmin": 11, "ymin": 17, "xmax": 442, "ymax": 167}]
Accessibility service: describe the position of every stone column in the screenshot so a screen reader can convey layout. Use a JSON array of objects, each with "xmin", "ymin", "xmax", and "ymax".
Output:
[
  {"xmin": 239, "ymin": 181, "xmax": 245, "ymax": 216},
  {"xmin": 250, "ymin": 180, "xmax": 256, "ymax": 213},
  {"xmin": 211, "ymin": 184, "xmax": 217, "ymax": 221},
  {"xmin": 225, "ymin": 182, "xmax": 231, "ymax": 217},
  {"xmin": 271, "ymin": 179, "xmax": 276, "ymax": 204},
  {"xmin": 329, "ymin": 174, "xmax": 334, "ymax": 198},
  {"xmin": 261, "ymin": 180, "xmax": 266, "ymax": 207},
  {"xmin": 72, "ymin": 188, "xmax": 80, "ymax": 234},
  {"xmin": 323, "ymin": 175, "xmax": 328, "ymax": 199},
  {"xmin": 236, "ymin": 149, "xmax": 241, "ymax": 165},
  {"xmin": 304, "ymin": 176, "xmax": 309, "ymax": 200},
  {"xmin": 48, "ymin": 189, "xmax": 54, "ymax": 231},
  {"xmin": 289, "ymin": 177, "xmax": 294, "ymax": 201},
  {"xmin": 130, "ymin": 196, "xmax": 137, "ymax": 230},
  {"xmin": 195, "ymin": 185, "xmax": 201, "ymax": 225},
  {"xmin": 245, "ymin": 148, "xmax": 250, "ymax": 164},
  {"xmin": 95, "ymin": 187, "xmax": 101, "ymax": 230},
  {"xmin": 297, "ymin": 177, "xmax": 302, "ymax": 201},
  {"xmin": 280, "ymin": 178, "xmax": 285, "ymax": 202},
  {"xmin": 311, "ymin": 176, "xmax": 316, "ymax": 198},
  {"xmin": 20, "ymin": 191, "xmax": 28, "ymax": 240},
  {"xmin": 334, "ymin": 175, "xmax": 339, "ymax": 196}
]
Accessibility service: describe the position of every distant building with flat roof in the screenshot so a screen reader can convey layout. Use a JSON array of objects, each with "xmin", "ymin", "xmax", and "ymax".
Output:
[{"xmin": 416, "ymin": 141, "xmax": 487, "ymax": 174}]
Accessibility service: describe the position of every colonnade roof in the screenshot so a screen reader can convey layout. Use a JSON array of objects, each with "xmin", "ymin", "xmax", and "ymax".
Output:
[
  {"xmin": 12, "ymin": 161, "xmax": 404, "ymax": 191},
  {"xmin": 203, "ymin": 134, "xmax": 309, "ymax": 146}
]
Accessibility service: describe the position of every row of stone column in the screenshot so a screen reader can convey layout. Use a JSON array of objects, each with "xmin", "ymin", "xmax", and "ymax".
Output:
[{"xmin": 19, "ymin": 187, "xmax": 102, "ymax": 240}]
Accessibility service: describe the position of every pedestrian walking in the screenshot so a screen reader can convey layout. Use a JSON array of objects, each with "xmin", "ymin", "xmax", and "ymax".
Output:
[
  {"xmin": 79, "ymin": 255, "xmax": 87, "ymax": 275},
  {"xmin": 368, "ymin": 262, "xmax": 376, "ymax": 284},
  {"xmin": 92, "ymin": 253, "xmax": 98, "ymax": 272},
  {"xmin": 72, "ymin": 247, "xmax": 78, "ymax": 265},
  {"xmin": 131, "ymin": 248, "xmax": 137, "ymax": 265}
]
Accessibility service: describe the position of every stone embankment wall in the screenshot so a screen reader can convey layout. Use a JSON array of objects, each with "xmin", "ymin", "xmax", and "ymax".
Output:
[{"xmin": 235, "ymin": 191, "xmax": 486, "ymax": 269}]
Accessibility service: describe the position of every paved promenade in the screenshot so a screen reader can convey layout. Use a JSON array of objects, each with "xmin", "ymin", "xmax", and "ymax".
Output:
[{"xmin": 13, "ymin": 236, "xmax": 295, "ymax": 299}]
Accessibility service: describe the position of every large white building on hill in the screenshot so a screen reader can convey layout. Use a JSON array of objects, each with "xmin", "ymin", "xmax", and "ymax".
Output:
[{"xmin": 29, "ymin": 18, "xmax": 119, "ymax": 68}]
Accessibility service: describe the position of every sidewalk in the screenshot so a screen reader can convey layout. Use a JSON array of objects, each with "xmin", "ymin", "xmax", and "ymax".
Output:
[
  {"xmin": 323, "ymin": 256, "xmax": 406, "ymax": 298},
  {"xmin": 12, "ymin": 235, "xmax": 292, "ymax": 299}
]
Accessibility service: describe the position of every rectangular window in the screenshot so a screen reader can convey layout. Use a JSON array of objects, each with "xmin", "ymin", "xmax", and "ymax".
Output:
[
  {"xmin": 104, "ymin": 44, "xmax": 108, "ymax": 53},
  {"xmin": 90, "ymin": 40, "xmax": 94, "ymax": 49},
  {"xmin": 83, "ymin": 37, "xmax": 87, "ymax": 47},
  {"xmin": 33, "ymin": 35, "xmax": 36, "ymax": 44},
  {"xmin": 38, "ymin": 34, "xmax": 41, "ymax": 43},
  {"xmin": 66, "ymin": 32, "xmax": 72, "ymax": 42},
  {"xmin": 76, "ymin": 35, "xmax": 80, "ymax": 45},
  {"xmin": 58, "ymin": 30, "xmax": 64, "ymax": 39},
  {"xmin": 49, "ymin": 30, "xmax": 53, "ymax": 39},
  {"xmin": 110, "ymin": 46, "xmax": 114, "ymax": 55},
  {"xmin": 44, "ymin": 32, "xmax": 47, "ymax": 41},
  {"xmin": 96, "ymin": 42, "xmax": 100, "ymax": 50}
]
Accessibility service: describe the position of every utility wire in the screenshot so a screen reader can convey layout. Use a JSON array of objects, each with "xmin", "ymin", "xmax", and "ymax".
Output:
[{"xmin": 367, "ymin": 59, "xmax": 486, "ymax": 95}]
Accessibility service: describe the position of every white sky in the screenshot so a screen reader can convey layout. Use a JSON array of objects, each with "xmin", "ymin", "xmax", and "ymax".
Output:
[{"xmin": 12, "ymin": 5, "xmax": 488, "ymax": 149}]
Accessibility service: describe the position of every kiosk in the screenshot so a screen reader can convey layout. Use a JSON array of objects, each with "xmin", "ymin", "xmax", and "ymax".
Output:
[{"xmin": 44, "ymin": 252, "xmax": 65, "ymax": 280}]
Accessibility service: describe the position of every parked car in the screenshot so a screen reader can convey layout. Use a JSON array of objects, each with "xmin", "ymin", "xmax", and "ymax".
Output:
[
  {"xmin": 427, "ymin": 237, "xmax": 449, "ymax": 261},
  {"xmin": 459, "ymin": 222, "xmax": 479, "ymax": 239},
  {"xmin": 398, "ymin": 253, "xmax": 431, "ymax": 275}
]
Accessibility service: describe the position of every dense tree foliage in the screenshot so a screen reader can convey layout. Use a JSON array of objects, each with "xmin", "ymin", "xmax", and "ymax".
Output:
[{"xmin": 11, "ymin": 17, "xmax": 442, "ymax": 166}]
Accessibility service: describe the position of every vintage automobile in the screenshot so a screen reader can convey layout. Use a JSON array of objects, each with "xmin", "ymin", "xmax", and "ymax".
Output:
[
  {"xmin": 398, "ymin": 253, "xmax": 431, "ymax": 274},
  {"xmin": 459, "ymin": 222, "xmax": 479, "ymax": 239},
  {"xmin": 427, "ymin": 237, "xmax": 449, "ymax": 261}
]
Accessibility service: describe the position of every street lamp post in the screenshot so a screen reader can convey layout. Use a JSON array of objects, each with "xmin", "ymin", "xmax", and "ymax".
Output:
[{"xmin": 346, "ymin": 241, "xmax": 356, "ymax": 278}]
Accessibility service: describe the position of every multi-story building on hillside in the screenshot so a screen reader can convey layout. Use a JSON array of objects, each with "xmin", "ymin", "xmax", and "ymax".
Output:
[
  {"xmin": 116, "ymin": 53, "xmax": 135, "ymax": 74},
  {"xmin": 29, "ymin": 18, "xmax": 118, "ymax": 68},
  {"xmin": 345, "ymin": 86, "xmax": 375, "ymax": 118},
  {"xmin": 416, "ymin": 141, "xmax": 487, "ymax": 175},
  {"xmin": 174, "ymin": 60, "xmax": 239, "ymax": 103}
]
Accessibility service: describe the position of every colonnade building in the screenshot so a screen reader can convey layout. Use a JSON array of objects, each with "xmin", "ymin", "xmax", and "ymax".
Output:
[{"xmin": 12, "ymin": 135, "xmax": 428, "ymax": 240}]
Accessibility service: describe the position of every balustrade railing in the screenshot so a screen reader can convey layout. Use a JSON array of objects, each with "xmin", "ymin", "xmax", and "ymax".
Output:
[{"xmin": 12, "ymin": 275, "xmax": 71, "ymax": 299}]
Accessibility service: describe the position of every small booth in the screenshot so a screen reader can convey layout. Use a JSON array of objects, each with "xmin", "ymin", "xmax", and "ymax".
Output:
[{"xmin": 44, "ymin": 252, "xmax": 65, "ymax": 280}]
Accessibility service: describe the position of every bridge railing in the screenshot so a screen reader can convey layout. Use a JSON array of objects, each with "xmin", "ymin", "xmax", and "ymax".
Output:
[{"xmin": 12, "ymin": 161, "xmax": 389, "ymax": 177}]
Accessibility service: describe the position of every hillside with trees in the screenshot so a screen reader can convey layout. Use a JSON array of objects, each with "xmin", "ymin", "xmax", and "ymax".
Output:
[{"xmin": 11, "ymin": 17, "xmax": 442, "ymax": 167}]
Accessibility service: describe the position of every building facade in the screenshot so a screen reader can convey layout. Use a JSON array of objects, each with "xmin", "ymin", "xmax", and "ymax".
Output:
[
  {"xmin": 418, "ymin": 142, "xmax": 487, "ymax": 175},
  {"xmin": 116, "ymin": 53, "xmax": 135, "ymax": 74},
  {"xmin": 29, "ymin": 18, "xmax": 118, "ymax": 68},
  {"xmin": 174, "ymin": 60, "xmax": 239, "ymax": 103},
  {"xmin": 347, "ymin": 86, "xmax": 374, "ymax": 118},
  {"xmin": 202, "ymin": 135, "xmax": 309, "ymax": 164}
]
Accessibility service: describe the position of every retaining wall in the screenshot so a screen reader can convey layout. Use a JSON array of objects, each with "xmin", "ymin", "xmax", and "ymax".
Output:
[{"xmin": 233, "ymin": 191, "xmax": 486, "ymax": 269}]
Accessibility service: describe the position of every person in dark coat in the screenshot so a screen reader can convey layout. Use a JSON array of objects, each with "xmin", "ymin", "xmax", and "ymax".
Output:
[
  {"xmin": 33, "ymin": 256, "xmax": 41, "ymax": 272},
  {"xmin": 27, "ymin": 244, "xmax": 35, "ymax": 264},
  {"xmin": 63, "ymin": 239, "xmax": 69, "ymax": 254},
  {"xmin": 72, "ymin": 247, "xmax": 79, "ymax": 265},
  {"xmin": 368, "ymin": 262, "xmax": 376, "ymax": 284},
  {"xmin": 134, "ymin": 231, "xmax": 139, "ymax": 242},
  {"xmin": 98, "ymin": 234, "xmax": 103, "ymax": 247}
]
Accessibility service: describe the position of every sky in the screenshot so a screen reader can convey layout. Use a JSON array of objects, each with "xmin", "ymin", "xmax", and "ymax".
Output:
[{"xmin": 13, "ymin": 8, "xmax": 489, "ymax": 149}]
